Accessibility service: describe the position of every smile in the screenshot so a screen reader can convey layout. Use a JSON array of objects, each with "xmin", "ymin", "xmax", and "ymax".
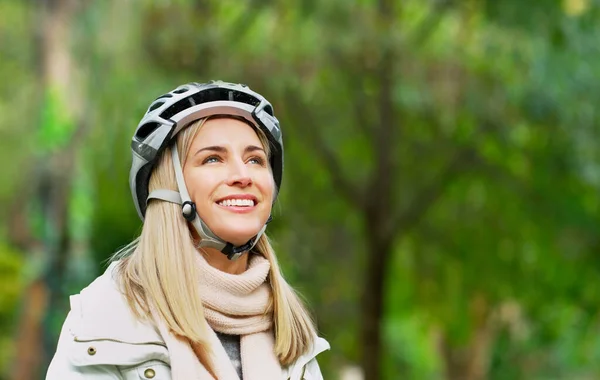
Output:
[
  {"xmin": 215, "ymin": 194, "xmax": 259, "ymax": 210},
  {"xmin": 217, "ymin": 199, "xmax": 256, "ymax": 207}
]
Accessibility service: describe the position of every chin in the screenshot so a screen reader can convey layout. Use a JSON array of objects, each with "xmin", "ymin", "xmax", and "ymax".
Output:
[{"xmin": 212, "ymin": 224, "xmax": 265, "ymax": 247}]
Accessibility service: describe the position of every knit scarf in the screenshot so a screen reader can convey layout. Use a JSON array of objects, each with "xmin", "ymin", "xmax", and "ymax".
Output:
[{"xmin": 152, "ymin": 253, "xmax": 283, "ymax": 379}]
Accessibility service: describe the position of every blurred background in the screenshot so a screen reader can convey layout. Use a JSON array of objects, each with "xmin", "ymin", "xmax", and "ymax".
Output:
[{"xmin": 1, "ymin": 0, "xmax": 599, "ymax": 379}]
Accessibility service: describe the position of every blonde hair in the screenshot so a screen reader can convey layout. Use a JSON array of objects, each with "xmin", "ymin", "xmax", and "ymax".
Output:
[{"xmin": 112, "ymin": 117, "xmax": 316, "ymax": 366}]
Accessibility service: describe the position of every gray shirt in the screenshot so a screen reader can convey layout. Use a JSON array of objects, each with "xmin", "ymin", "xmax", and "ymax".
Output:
[{"xmin": 216, "ymin": 332, "xmax": 242, "ymax": 379}]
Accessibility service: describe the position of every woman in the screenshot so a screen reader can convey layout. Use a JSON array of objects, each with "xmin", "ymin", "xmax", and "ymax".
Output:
[{"xmin": 46, "ymin": 81, "xmax": 329, "ymax": 379}]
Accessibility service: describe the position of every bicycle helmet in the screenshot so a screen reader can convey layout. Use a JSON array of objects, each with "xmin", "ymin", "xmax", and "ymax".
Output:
[{"xmin": 129, "ymin": 81, "xmax": 283, "ymax": 260}]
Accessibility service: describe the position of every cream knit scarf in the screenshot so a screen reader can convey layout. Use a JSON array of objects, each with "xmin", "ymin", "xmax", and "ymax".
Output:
[{"xmin": 152, "ymin": 253, "xmax": 283, "ymax": 379}]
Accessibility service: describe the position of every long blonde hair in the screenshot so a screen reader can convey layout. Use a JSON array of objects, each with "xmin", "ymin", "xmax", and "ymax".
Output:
[{"xmin": 112, "ymin": 117, "xmax": 316, "ymax": 366}]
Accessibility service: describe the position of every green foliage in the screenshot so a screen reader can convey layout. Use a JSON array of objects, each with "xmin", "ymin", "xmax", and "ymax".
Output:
[
  {"xmin": 0, "ymin": 0, "xmax": 36, "ymax": 204},
  {"xmin": 38, "ymin": 87, "xmax": 77, "ymax": 154},
  {"xmin": 0, "ymin": 244, "xmax": 24, "ymax": 376}
]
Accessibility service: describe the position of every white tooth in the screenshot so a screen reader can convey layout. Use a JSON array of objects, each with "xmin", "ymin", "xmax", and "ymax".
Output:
[{"xmin": 220, "ymin": 199, "xmax": 254, "ymax": 207}]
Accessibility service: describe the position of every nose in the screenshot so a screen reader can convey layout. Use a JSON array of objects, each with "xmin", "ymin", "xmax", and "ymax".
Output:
[{"xmin": 226, "ymin": 160, "xmax": 253, "ymax": 188}]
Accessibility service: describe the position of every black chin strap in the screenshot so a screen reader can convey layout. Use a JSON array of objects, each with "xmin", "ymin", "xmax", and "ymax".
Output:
[
  {"xmin": 222, "ymin": 215, "xmax": 274, "ymax": 260},
  {"xmin": 222, "ymin": 241, "xmax": 255, "ymax": 260}
]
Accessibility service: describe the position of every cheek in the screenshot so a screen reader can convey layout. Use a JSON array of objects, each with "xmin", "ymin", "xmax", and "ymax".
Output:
[
  {"xmin": 184, "ymin": 168, "xmax": 216, "ymax": 201},
  {"xmin": 259, "ymin": 175, "xmax": 276, "ymax": 203}
]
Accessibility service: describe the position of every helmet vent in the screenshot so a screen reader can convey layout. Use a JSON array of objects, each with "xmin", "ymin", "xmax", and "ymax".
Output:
[
  {"xmin": 173, "ymin": 88, "xmax": 189, "ymax": 94},
  {"xmin": 135, "ymin": 122, "xmax": 160, "ymax": 140},
  {"xmin": 263, "ymin": 104, "xmax": 274, "ymax": 116},
  {"xmin": 148, "ymin": 101, "xmax": 164, "ymax": 112},
  {"xmin": 161, "ymin": 88, "xmax": 261, "ymax": 120}
]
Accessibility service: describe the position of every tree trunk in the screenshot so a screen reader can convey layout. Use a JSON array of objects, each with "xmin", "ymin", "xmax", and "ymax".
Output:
[
  {"xmin": 359, "ymin": 0, "xmax": 397, "ymax": 377},
  {"xmin": 11, "ymin": 1, "xmax": 83, "ymax": 378},
  {"xmin": 10, "ymin": 280, "xmax": 48, "ymax": 380},
  {"xmin": 360, "ymin": 227, "xmax": 394, "ymax": 380}
]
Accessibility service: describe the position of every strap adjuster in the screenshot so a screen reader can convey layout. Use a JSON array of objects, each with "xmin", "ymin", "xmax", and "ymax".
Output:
[{"xmin": 182, "ymin": 201, "xmax": 196, "ymax": 221}]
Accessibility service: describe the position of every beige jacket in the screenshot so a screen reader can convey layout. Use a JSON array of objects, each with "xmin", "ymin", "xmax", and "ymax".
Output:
[{"xmin": 46, "ymin": 263, "xmax": 329, "ymax": 380}]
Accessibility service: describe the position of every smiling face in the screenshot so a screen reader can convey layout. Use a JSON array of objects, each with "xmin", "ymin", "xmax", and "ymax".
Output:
[{"xmin": 182, "ymin": 117, "xmax": 275, "ymax": 246}]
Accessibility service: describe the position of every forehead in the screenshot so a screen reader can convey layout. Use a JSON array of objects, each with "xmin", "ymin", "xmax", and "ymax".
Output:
[{"xmin": 192, "ymin": 117, "xmax": 261, "ymax": 146}]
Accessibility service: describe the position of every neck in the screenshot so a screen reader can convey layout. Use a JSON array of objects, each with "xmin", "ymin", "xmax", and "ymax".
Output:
[
  {"xmin": 200, "ymin": 247, "xmax": 249, "ymax": 274},
  {"xmin": 188, "ymin": 224, "xmax": 250, "ymax": 274}
]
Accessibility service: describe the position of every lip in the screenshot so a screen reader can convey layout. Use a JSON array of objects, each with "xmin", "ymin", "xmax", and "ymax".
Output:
[{"xmin": 215, "ymin": 203, "xmax": 257, "ymax": 214}]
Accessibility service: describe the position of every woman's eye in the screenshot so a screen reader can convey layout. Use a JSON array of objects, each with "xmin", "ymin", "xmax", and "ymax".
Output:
[
  {"xmin": 248, "ymin": 157, "xmax": 266, "ymax": 166},
  {"xmin": 202, "ymin": 156, "xmax": 221, "ymax": 164}
]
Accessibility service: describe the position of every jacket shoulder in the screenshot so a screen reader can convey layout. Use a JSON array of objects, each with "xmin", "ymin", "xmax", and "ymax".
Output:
[
  {"xmin": 286, "ymin": 336, "xmax": 330, "ymax": 380},
  {"xmin": 46, "ymin": 263, "xmax": 168, "ymax": 379},
  {"xmin": 69, "ymin": 261, "xmax": 162, "ymax": 344}
]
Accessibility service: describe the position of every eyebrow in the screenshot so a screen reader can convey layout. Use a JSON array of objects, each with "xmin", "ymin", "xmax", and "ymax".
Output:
[
  {"xmin": 245, "ymin": 145, "xmax": 265, "ymax": 154},
  {"xmin": 194, "ymin": 145, "xmax": 265, "ymax": 156}
]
